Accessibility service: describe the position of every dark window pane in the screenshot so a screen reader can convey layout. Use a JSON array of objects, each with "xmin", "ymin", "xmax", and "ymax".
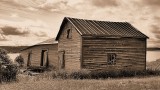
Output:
[{"xmin": 107, "ymin": 53, "xmax": 116, "ymax": 65}]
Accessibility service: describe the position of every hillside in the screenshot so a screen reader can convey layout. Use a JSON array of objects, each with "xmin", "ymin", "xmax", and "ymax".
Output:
[
  {"xmin": 0, "ymin": 46, "xmax": 28, "ymax": 53},
  {"xmin": 147, "ymin": 59, "xmax": 160, "ymax": 70}
]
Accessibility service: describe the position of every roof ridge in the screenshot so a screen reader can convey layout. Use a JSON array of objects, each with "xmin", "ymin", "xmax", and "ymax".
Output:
[{"xmin": 65, "ymin": 17, "xmax": 128, "ymax": 23}]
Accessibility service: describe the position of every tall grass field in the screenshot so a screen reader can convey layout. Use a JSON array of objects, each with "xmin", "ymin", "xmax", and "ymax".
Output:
[{"xmin": 0, "ymin": 75, "xmax": 160, "ymax": 90}]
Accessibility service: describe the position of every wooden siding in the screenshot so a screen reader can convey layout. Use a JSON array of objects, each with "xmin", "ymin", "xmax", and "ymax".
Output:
[
  {"xmin": 82, "ymin": 37, "xmax": 146, "ymax": 71},
  {"xmin": 21, "ymin": 44, "xmax": 58, "ymax": 69},
  {"xmin": 58, "ymin": 21, "xmax": 81, "ymax": 71}
]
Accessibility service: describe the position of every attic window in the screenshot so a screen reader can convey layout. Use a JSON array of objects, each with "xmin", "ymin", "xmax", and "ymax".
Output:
[
  {"xmin": 107, "ymin": 53, "xmax": 116, "ymax": 65},
  {"xmin": 67, "ymin": 29, "xmax": 72, "ymax": 39}
]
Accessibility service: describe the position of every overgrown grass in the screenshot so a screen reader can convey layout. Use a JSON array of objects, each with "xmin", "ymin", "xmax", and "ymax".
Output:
[
  {"xmin": 1, "ymin": 75, "xmax": 160, "ymax": 90},
  {"xmin": 1, "ymin": 67, "xmax": 160, "ymax": 83},
  {"xmin": 1, "ymin": 69, "xmax": 160, "ymax": 90}
]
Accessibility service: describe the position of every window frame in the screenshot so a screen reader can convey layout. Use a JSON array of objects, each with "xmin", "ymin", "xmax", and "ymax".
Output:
[{"xmin": 107, "ymin": 53, "xmax": 116, "ymax": 65}]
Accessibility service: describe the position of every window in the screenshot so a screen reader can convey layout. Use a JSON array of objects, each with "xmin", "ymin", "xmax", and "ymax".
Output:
[
  {"xmin": 67, "ymin": 29, "xmax": 72, "ymax": 39},
  {"xmin": 107, "ymin": 53, "xmax": 116, "ymax": 65}
]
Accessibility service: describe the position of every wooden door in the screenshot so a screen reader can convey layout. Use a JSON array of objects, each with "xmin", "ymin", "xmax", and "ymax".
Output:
[{"xmin": 59, "ymin": 51, "xmax": 65, "ymax": 69}]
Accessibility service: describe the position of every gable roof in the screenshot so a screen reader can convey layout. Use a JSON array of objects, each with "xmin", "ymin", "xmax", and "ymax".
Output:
[
  {"xmin": 56, "ymin": 17, "xmax": 148, "ymax": 40},
  {"xmin": 21, "ymin": 38, "xmax": 57, "ymax": 51}
]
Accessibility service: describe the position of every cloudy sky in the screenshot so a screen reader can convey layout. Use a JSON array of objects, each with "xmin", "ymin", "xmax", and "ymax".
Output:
[{"xmin": 0, "ymin": 0, "xmax": 160, "ymax": 47}]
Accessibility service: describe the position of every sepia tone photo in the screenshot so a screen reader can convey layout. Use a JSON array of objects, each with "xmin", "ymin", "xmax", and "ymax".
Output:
[{"xmin": 0, "ymin": 0, "xmax": 160, "ymax": 90}]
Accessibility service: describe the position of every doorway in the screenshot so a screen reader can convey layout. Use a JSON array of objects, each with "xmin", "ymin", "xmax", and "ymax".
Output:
[{"xmin": 40, "ymin": 50, "xmax": 48, "ymax": 66}]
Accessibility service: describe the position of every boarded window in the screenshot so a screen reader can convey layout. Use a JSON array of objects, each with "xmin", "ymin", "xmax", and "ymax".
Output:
[
  {"xmin": 107, "ymin": 53, "xmax": 116, "ymax": 65},
  {"xmin": 67, "ymin": 29, "xmax": 72, "ymax": 39},
  {"xmin": 59, "ymin": 51, "xmax": 65, "ymax": 69}
]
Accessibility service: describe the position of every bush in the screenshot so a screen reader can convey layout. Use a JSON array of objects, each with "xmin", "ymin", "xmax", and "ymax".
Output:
[
  {"xmin": 52, "ymin": 69, "xmax": 91, "ymax": 79},
  {"xmin": 52, "ymin": 69, "xmax": 160, "ymax": 79},
  {"xmin": 53, "ymin": 70, "xmax": 68, "ymax": 79},
  {"xmin": 69, "ymin": 69, "xmax": 91, "ymax": 79},
  {"xmin": 15, "ymin": 55, "xmax": 24, "ymax": 67},
  {"xmin": 90, "ymin": 70, "xmax": 120, "ymax": 79},
  {"xmin": 145, "ymin": 69, "xmax": 160, "ymax": 76},
  {"xmin": 0, "ymin": 48, "xmax": 18, "ymax": 82},
  {"xmin": 0, "ymin": 48, "xmax": 11, "ymax": 64},
  {"xmin": 1, "ymin": 64, "xmax": 18, "ymax": 82}
]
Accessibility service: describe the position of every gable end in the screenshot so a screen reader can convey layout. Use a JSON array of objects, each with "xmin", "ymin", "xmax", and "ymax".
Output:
[{"xmin": 55, "ymin": 17, "xmax": 82, "ymax": 41}]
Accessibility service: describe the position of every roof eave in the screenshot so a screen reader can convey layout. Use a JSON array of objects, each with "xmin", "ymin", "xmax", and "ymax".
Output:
[
  {"xmin": 81, "ymin": 35, "xmax": 149, "ymax": 39},
  {"xmin": 21, "ymin": 43, "xmax": 58, "ymax": 51}
]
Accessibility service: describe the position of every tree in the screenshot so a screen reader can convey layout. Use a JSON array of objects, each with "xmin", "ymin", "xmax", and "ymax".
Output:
[
  {"xmin": 0, "ymin": 48, "xmax": 18, "ymax": 82},
  {"xmin": 0, "ymin": 48, "xmax": 11, "ymax": 64}
]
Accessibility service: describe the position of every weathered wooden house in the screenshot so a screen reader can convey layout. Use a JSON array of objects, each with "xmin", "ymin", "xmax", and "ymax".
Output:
[
  {"xmin": 21, "ymin": 38, "xmax": 58, "ymax": 69},
  {"xmin": 55, "ymin": 17, "xmax": 149, "ymax": 71}
]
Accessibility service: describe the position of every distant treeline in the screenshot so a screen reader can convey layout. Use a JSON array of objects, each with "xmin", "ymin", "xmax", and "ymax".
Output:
[
  {"xmin": 0, "ymin": 46, "xmax": 28, "ymax": 53},
  {"xmin": 147, "ymin": 48, "xmax": 160, "ymax": 51}
]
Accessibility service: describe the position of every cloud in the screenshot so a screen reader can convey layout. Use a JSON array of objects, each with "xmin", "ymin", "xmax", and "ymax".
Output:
[
  {"xmin": 142, "ymin": 0, "xmax": 160, "ymax": 7},
  {"xmin": 38, "ymin": 0, "xmax": 68, "ymax": 11},
  {"xmin": 91, "ymin": 0, "xmax": 119, "ymax": 7},
  {"xmin": 0, "ymin": 26, "xmax": 29, "ymax": 36},
  {"xmin": 154, "ymin": 16, "xmax": 160, "ymax": 24},
  {"xmin": 10, "ymin": 13, "xmax": 19, "ymax": 18},
  {"xmin": 0, "ymin": 38, "xmax": 7, "ymax": 41},
  {"xmin": 34, "ymin": 31, "xmax": 47, "ymax": 37},
  {"xmin": 151, "ymin": 25, "xmax": 160, "ymax": 34},
  {"xmin": 27, "ymin": 7, "xmax": 38, "ymax": 11},
  {"xmin": 1, "ymin": 0, "xmax": 26, "ymax": 8},
  {"xmin": 150, "ymin": 25, "xmax": 160, "ymax": 46}
]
